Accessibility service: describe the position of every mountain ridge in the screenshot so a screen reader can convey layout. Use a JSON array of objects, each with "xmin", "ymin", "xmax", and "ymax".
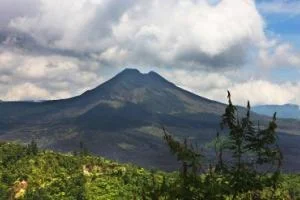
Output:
[
  {"xmin": 253, "ymin": 104, "xmax": 300, "ymax": 120},
  {"xmin": 0, "ymin": 68, "xmax": 300, "ymax": 171}
]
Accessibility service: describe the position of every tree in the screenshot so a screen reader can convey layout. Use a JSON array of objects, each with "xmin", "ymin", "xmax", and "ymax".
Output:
[
  {"xmin": 26, "ymin": 139, "xmax": 38, "ymax": 156},
  {"xmin": 217, "ymin": 91, "xmax": 283, "ymax": 196},
  {"xmin": 163, "ymin": 91, "xmax": 283, "ymax": 199},
  {"xmin": 163, "ymin": 128, "xmax": 203, "ymax": 199}
]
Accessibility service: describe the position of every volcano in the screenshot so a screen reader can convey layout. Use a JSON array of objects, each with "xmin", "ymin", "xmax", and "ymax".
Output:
[{"xmin": 1, "ymin": 68, "xmax": 300, "ymax": 171}]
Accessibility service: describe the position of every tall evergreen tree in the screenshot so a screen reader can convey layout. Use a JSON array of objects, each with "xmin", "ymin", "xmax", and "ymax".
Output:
[
  {"xmin": 164, "ymin": 91, "xmax": 283, "ymax": 199},
  {"xmin": 217, "ymin": 91, "xmax": 283, "ymax": 195}
]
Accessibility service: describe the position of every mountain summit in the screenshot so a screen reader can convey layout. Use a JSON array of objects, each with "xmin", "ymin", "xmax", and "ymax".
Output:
[
  {"xmin": 0, "ymin": 68, "xmax": 300, "ymax": 171},
  {"xmin": 61, "ymin": 68, "xmax": 225, "ymax": 117},
  {"xmin": 79, "ymin": 68, "xmax": 177, "ymax": 104}
]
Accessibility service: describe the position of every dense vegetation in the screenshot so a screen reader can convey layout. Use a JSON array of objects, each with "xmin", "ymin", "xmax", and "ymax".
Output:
[
  {"xmin": 161, "ymin": 92, "xmax": 299, "ymax": 199},
  {"xmin": 0, "ymin": 141, "xmax": 299, "ymax": 199},
  {"xmin": 0, "ymin": 92, "xmax": 300, "ymax": 199},
  {"xmin": 0, "ymin": 141, "xmax": 174, "ymax": 200}
]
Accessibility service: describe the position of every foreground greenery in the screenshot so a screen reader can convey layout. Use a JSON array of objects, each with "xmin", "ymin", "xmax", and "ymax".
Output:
[
  {"xmin": 0, "ymin": 141, "xmax": 170, "ymax": 200},
  {"xmin": 0, "ymin": 142, "xmax": 299, "ymax": 200},
  {"xmin": 0, "ymin": 92, "xmax": 300, "ymax": 199},
  {"xmin": 160, "ymin": 92, "xmax": 300, "ymax": 200}
]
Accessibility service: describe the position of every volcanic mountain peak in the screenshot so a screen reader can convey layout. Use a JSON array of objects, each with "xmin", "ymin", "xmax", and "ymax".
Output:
[
  {"xmin": 118, "ymin": 68, "xmax": 164, "ymax": 79},
  {"xmin": 118, "ymin": 68, "xmax": 158, "ymax": 75},
  {"xmin": 0, "ymin": 68, "xmax": 300, "ymax": 171},
  {"xmin": 113, "ymin": 68, "xmax": 171, "ymax": 84},
  {"xmin": 86, "ymin": 68, "xmax": 175, "ymax": 98},
  {"xmin": 119, "ymin": 68, "xmax": 141, "ymax": 75}
]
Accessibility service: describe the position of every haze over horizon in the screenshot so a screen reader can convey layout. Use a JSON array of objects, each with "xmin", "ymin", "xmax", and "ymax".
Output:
[{"xmin": 0, "ymin": 0, "xmax": 299, "ymax": 106}]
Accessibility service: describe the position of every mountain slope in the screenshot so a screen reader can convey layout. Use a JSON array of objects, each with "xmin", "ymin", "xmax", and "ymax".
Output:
[{"xmin": 0, "ymin": 68, "xmax": 300, "ymax": 171}]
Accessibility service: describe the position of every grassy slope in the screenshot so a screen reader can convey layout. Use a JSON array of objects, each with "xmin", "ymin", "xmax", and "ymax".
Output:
[{"xmin": 0, "ymin": 142, "xmax": 300, "ymax": 200}]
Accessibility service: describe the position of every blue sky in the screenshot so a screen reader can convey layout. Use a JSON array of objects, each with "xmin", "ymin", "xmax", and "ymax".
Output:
[
  {"xmin": 256, "ymin": 0, "xmax": 300, "ymax": 83},
  {"xmin": 0, "ymin": 0, "xmax": 299, "ymax": 105},
  {"xmin": 258, "ymin": 0, "xmax": 300, "ymax": 40}
]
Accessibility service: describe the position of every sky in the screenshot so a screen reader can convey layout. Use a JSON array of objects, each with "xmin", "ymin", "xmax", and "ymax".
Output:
[{"xmin": 0, "ymin": 0, "xmax": 300, "ymax": 106}]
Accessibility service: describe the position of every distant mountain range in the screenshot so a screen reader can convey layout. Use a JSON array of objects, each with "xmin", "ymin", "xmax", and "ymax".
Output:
[
  {"xmin": 1, "ymin": 68, "xmax": 300, "ymax": 171},
  {"xmin": 253, "ymin": 104, "xmax": 300, "ymax": 120}
]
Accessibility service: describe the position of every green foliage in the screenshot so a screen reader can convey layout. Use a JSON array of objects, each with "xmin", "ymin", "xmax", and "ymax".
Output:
[
  {"xmin": 163, "ymin": 129, "xmax": 203, "ymax": 199},
  {"xmin": 0, "ymin": 142, "xmax": 175, "ymax": 200},
  {"xmin": 26, "ymin": 139, "xmax": 38, "ymax": 156},
  {"xmin": 0, "ymin": 141, "xmax": 298, "ymax": 199},
  {"xmin": 161, "ymin": 92, "xmax": 289, "ymax": 199},
  {"xmin": 217, "ymin": 91, "xmax": 283, "ymax": 195}
]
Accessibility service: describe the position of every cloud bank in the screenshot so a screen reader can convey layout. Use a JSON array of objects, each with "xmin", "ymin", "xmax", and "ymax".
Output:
[
  {"xmin": 0, "ymin": 0, "xmax": 299, "ymax": 105},
  {"xmin": 163, "ymin": 69, "xmax": 300, "ymax": 105},
  {"xmin": 6, "ymin": 0, "xmax": 266, "ymax": 69}
]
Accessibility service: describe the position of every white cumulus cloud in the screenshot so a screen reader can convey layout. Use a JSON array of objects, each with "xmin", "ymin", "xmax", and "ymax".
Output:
[
  {"xmin": 259, "ymin": 43, "xmax": 300, "ymax": 68},
  {"xmin": 0, "ymin": 0, "xmax": 299, "ymax": 105},
  {"xmin": 8, "ymin": 0, "xmax": 266, "ymax": 69},
  {"xmin": 5, "ymin": 83, "xmax": 50, "ymax": 101},
  {"xmin": 161, "ymin": 69, "xmax": 300, "ymax": 106}
]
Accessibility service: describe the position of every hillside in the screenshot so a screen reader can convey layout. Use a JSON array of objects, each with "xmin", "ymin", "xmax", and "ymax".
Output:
[
  {"xmin": 0, "ymin": 69, "xmax": 300, "ymax": 171},
  {"xmin": 0, "ymin": 142, "xmax": 170, "ymax": 199},
  {"xmin": 0, "ymin": 142, "xmax": 300, "ymax": 200}
]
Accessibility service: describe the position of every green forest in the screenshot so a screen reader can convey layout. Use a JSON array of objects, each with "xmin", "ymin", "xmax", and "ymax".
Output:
[
  {"xmin": 0, "ymin": 94, "xmax": 300, "ymax": 200},
  {"xmin": 1, "ymin": 141, "xmax": 300, "ymax": 200}
]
